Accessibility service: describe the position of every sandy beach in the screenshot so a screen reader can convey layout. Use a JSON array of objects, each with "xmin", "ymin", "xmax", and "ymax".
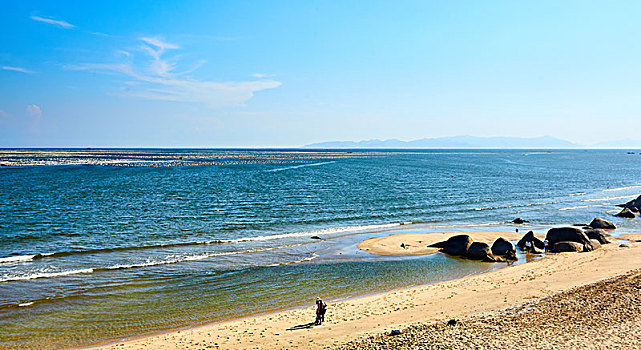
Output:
[{"xmin": 91, "ymin": 231, "xmax": 641, "ymax": 350}]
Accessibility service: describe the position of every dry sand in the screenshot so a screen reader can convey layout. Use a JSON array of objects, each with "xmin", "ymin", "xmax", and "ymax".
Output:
[
  {"xmin": 357, "ymin": 231, "xmax": 529, "ymax": 256},
  {"xmin": 91, "ymin": 236, "xmax": 641, "ymax": 350}
]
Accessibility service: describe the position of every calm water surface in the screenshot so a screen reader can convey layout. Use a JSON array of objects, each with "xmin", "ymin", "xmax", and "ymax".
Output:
[{"xmin": 1, "ymin": 149, "xmax": 640, "ymax": 349}]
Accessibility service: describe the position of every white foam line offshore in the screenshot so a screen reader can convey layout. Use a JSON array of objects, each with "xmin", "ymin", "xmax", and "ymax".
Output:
[
  {"xmin": 603, "ymin": 185, "xmax": 641, "ymax": 192},
  {"xmin": 0, "ymin": 268, "xmax": 95, "ymax": 283},
  {"xmin": 0, "ymin": 244, "xmax": 309, "ymax": 283},
  {"xmin": 568, "ymin": 192, "xmax": 586, "ymax": 196},
  {"xmin": 558, "ymin": 204, "xmax": 608, "ymax": 211},
  {"xmin": 0, "ymin": 254, "xmax": 39, "ymax": 264},
  {"xmin": 266, "ymin": 161, "xmax": 336, "ymax": 172},
  {"xmin": 580, "ymin": 195, "xmax": 636, "ymax": 202},
  {"xmin": 221, "ymin": 223, "xmax": 400, "ymax": 243}
]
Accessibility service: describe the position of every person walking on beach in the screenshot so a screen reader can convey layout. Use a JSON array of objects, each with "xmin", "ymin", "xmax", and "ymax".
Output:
[{"xmin": 315, "ymin": 297, "xmax": 327, "ymax": 325}]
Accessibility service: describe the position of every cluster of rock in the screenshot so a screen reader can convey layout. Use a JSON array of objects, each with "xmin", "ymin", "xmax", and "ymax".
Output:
[
  {"xmin": 517, "ymin": 217, "xmax": 614, "ymax": 254},
  {"xmin": 431, "ymin": 217, "xmax": 617, "ymax": 262},
  {"xmin": 429, "ymin": 235, "xmax": 517, "ymax": 262},
  {"xmin": 615, "ymin": 194, "xmax": 641, "ymax": 219}
]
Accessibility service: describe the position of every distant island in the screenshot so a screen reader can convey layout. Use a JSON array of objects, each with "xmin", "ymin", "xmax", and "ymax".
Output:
[{"xmin": 303, "ymin": 136, "xmax": 641, "ymax": 149}]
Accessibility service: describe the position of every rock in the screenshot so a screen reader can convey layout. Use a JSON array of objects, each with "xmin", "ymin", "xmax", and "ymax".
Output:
[
  {"xmin": 491, "ymin": 237, "xmax": 517, "ymax": 260},
  {"xmin": 467, "ymin": 242, "xmax": 498, "ymax": 261},
  {"xmin": 513, "ymin": 218, "xmax": 529, "ymax": 224},
  {"xmin": 389, "ymin": 329, "xmax": 401, "ymax": 335},
  {"xmin": 517, "ymin": 231, "xmax": 545, "ymax": 250},
  {"xmin": 584, "ymin": 228, "xmax": 612, "ymax": 244},
  {"xmin": 615, "ymin": 208, "xmax": 636, "ymax": 218},
  {"xmin": 447, "ymin": 319, "xmax": 458, "ymax": 326},
  {"xmin": 546, "ymin": 227, "xmax": 594, "ymax": 252},
  {"xmin": 589, "ymin": 218, "xmax": 616, "ymax": 230},
  {"xmin": 590, "ymin": 239, "xmax": 602, "ymax": 250},
  {"xmin": 310, "ymin": 236, "xmax": 322, "ymax": 240},
  {"xmin": 441, "ymin": 235, "xmax": 473, "ymax": 256},
  {"xmin": 552, "ymin": 241, "xmax": 584, "ymax": 253},
  {"xmin": 620, "ymin": 244, "xmax": 631, "ymax": 248}
]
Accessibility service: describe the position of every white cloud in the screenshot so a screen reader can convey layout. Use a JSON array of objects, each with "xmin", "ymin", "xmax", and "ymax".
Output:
[
  {"xmin": 2, "ymin": 66, "xmax": 34, "ymax": 74},
  {"xmin": 26, "ymin": 104, "xmax": 42, "ymax": 117},
  {"xmin": 251, "ymin": 73, "xmax": 270, "ymax": 78},
  {"xmin": 70, "ymin": 37, "xmax": 281, "ymax": 109},
  {"xmin": 30, "ymin": 15, "xmax": 75, "ymax": 29}
]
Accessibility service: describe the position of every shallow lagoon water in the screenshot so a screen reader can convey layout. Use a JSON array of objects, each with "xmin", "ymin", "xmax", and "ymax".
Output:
[{"xmin": 1, "ymin": 149, "xmax": 640, "ymax": 348}]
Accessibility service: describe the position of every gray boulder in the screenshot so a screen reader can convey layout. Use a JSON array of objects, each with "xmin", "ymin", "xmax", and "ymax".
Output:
[
  {"xmin": 517, "ymin": 231, "xmax": 545, "ymax": 250},
  {"xmin": 491, "ymin": 237, "xmax": 517, "ymax": 260},
  {"xmin": 589, "ymin": 218, "xmax": 616, "ymax": 230},
  {"xmin": 441, "ymin": 235, "xmax": 473, "ymax": 256},
  {"xmin": 590, "ymin": 239, "xmax": 602, "ymax": 250},
  {"xmin": 584, "ymin": 228, "xmax": 611, "ymax": 244},
  {"xmin": 546, "ymin": 227, "xmax": 594, "ymax": 252},
  {"xmin": 552, "ymin": 241, "xmax": 584, "ymax": 253},
  {"xmin": 615, "ymin": 208, "xmax": 636, "ymax": 218}
]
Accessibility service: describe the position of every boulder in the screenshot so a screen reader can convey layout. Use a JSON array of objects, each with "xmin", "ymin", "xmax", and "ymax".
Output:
[
  {"xmin": 517, "ymin": 231, "xmax": 545, "ymax": 250},
  {"xmin": 590, "ymin": 239, "xmax": 602, "ymax": 250},
  {"xmin": 310, "ymin": 236, "xmax": 322, "ymax": 240},
  {"xmin": 615, "ymin": 208, "xmax": 636, "ymax": 218},
  {"xmin": 512, "ymin": 218, "xmax": 529, "ymax": 224},
  {"xmin": 467, "ymin": 242, "xmax": 496, "ymax": 261},
  {"xmin": 552, "ymin": 241, "xmax": 584, "ymax": 253},
  {"xmin": 441, "ymin": 235, "xmax": 473, "ymax": 256},
  {"xmin": 546, "ymin": 227, "xmax": 594, "ymax": 252},
  {"xmin": 584, "ymin": 228, "xmax": 611, "ymax": 244},
  {"xmin": 589, "ymin": 218, "xmax": 616, "ymax": 230},
  {"xmin": 491, "ymin": 237, "xmax": 517, "ymax": 259},
  {"xmin": 620, "ymin": 244, "xmax": 630, "ymax": 248}
]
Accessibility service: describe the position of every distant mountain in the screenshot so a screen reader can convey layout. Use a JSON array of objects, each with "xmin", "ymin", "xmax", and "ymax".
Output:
[{"xmin": 303, "ymin": 136, "xmax": 581, "ymax": 149}]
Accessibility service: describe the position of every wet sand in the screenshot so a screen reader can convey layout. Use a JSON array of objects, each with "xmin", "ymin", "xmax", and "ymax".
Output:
[{"xmin": 92, "ymin": 237, "xmax": 641, "ymax": 350}]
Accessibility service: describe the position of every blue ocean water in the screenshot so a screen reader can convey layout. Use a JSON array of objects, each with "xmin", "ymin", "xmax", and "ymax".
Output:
[{"xmin": 0, "ymin": 149, "xmax": 640, "ymax": 348}]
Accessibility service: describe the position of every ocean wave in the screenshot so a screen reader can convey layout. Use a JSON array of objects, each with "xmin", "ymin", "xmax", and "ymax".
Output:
[
  {"xmin": 221, "ymin": 223, "xmax": 400, "ymax": 243},
  {"xmin": 265, "ymin": 161, "xmax": 336, "ymax": 172},
  {"xmin": 0, "ymin": 243, "xmax": 309, "ymax": 283},
  {"xmin": 558, "ymin": 204, "xmax": 607, "ymax": 211},
  {"xmin": 0, "ymin": 241, "xmax": 227, "ymax": 264},
  {"xmin": 0, "ymin": 268, "xmax": 95, "ymax": 282},
  {"xmin": 473, "ymin": 202, "xmax": 555, "ymax": 211},
  {"xmin": 265, "ymin": 253, "xmax": 318, "ymax": 267},
  {"xmin": 568, "ymin": 192, "xmax": 586, "ymax": 196},
  {"xmin": 580, "ymin": 195, "xmax": 636, "ymax": 202},
  {"xmin": 602, "ymin": 185, "xmax": 641, "ymax": 192}
]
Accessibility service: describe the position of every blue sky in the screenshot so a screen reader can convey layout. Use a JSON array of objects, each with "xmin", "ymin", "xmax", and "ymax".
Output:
[{"xmin": 1, "ymin": 1, "xmax": 641, "ymax": 147}]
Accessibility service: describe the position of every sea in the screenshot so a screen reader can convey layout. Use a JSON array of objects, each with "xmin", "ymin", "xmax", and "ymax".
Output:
[{"xmin": 1, "ymin": 149, "xmax": 640, "ymax": 349}]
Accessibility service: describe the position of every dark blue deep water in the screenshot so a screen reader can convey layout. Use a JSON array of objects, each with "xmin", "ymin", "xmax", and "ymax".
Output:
[{"xmin": 1, "ymin": 149, "xmax": 640, "ymax": 348}]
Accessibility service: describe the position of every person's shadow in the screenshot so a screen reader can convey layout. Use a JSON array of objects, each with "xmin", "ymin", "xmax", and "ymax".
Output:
[{"xmin": 286, "ymin": 322, "xmax": 317, "ymax": 331}]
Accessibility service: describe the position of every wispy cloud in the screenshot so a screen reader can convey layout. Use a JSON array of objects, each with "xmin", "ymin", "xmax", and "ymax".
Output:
[
  {"xmin": 70, "ymin": 37, "xmax": 281, "ymax": 109},
  {"xmin": 30, "ymin": 15, "xmax": 75, "ymax": 29},
  {"xmin": 2, "ymin": 66, "xmax": 34, "ymax": 74},
  {"xmin": 0, "ymin": 110, "xmax": 9, "ymax": 118},
  {"xmin": 251, "ymin": 73, "xmax": 274, "ymax": 78},
  {"xmin": 26, "ymin": 104, "xmax": 42, "ymax": 117}
]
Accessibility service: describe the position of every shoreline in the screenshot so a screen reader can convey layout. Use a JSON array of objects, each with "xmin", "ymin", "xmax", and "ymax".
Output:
[{"xmin": 91, "ymin": 232, "xmax": 641, "ymax": 350}]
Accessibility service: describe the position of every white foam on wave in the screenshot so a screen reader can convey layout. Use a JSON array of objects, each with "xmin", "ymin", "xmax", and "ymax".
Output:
[
  {"xmin": 603, "ymin": 185, "xmax": 641, "ymax": 192},
  {"xmin": 0, "ymin": 268, "xmax": 94, "ymax": 283},
  {"xmin": 18, "ymin": 302, "xmax": 34, "ymax": 307},
  {"xmin": 0, "ymin": 255, "xmax": 39, "ymax": 264},
  {"xmin": 222, "ymin": 223, "xmax": 400, "ymax": 243},
  {"xmin": 266, "ymin": 161, "xmax": 336, "ymax": 172},
  {"xmin": 580, "ymin": 195, "xmax": 636, "ymax": 202},
  {"xmin": 558, "ymin": 204, "xmax": 607, "ymax": 211},
  {"xmin": 568, "ymin": 192, "xmax": 586, "ymax": 196},
  {"xmin": 473, "ymin": 202, "xmax": 555, "ymax": 211},
  {"xmin": 1, "ymin": 243, "xmax": 311, "ymax": 283}
]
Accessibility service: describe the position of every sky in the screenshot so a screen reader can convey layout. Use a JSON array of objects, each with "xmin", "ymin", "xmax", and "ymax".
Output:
[{"xmin": 1, "ymin": 1, "xmax": 641, "ymax": 147}]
